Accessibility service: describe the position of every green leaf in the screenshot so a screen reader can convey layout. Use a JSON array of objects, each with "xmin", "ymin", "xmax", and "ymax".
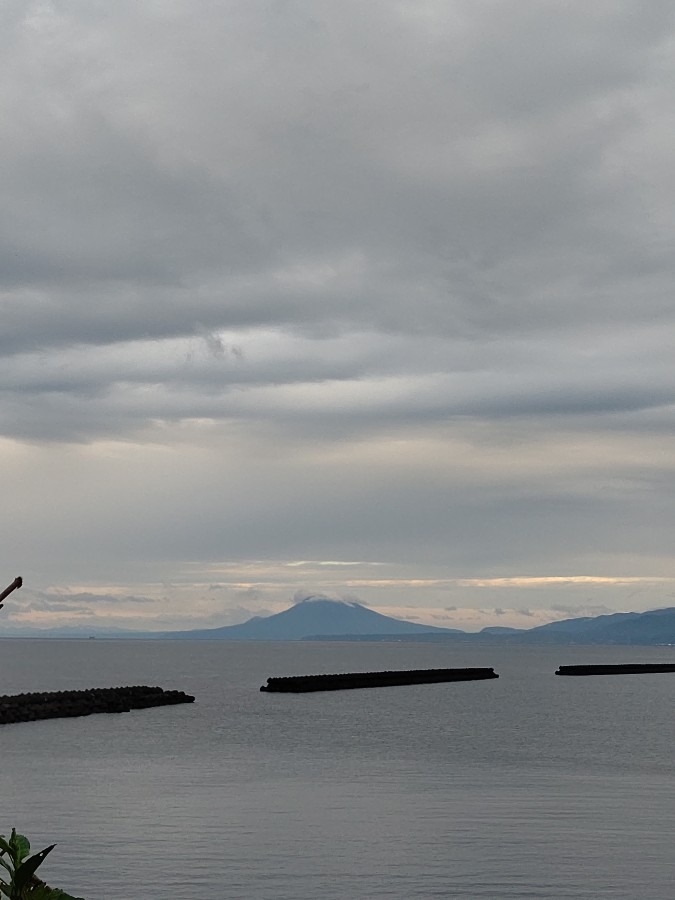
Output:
[
  {"xmin": 12, "ymin": 836, "xmax": 29, "ymax": 866},
  {"xmin": 0, "ymin": 838, "xmax": 11, "ymax": 855},
  {"xmin": 14, "ymin": 846, "xmax": 54, "ymax": 894},
  {"xmin": 7, "ymin": 830, "xmax": 29, "ymax": 868},
  {"xmin": 0, "ymin": 859, "xmax": 13, "ymax": 876}
]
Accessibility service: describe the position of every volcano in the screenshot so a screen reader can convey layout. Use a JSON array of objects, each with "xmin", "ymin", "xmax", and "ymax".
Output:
[{"xmin": 163, "ymin": 596, "xmax": 461, "ymax": 640}]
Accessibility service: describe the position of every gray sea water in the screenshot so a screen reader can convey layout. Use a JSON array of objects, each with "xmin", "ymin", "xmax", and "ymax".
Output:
[{"xmin": 0, "ymin": 639, "xmax": 674, "ymax": 900}]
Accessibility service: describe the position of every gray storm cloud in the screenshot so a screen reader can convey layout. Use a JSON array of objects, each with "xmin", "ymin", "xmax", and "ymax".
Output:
[{"xmin": 1, "ymin": 1, "xmax": 675, "ymax": 626}]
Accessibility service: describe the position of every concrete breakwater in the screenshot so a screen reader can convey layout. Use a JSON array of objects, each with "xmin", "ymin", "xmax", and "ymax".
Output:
[
  {"xmin": 556, "ymin": 664, "xmax": 675, "ymax": 676},
  {"xmin": 0, "ymin": 685, "xmax": 195, "ymax": 724},
  {"xmin": 261, "ymin": 667, "xmax": 498, "ymax": 692}
]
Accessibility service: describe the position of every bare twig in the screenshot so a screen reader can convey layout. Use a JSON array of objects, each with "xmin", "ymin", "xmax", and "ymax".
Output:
[{"xmin": 0, "ymin": 577, "xmax": 22, "ymax": 609}]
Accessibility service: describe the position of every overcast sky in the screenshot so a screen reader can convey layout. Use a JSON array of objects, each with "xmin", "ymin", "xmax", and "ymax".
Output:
[{"xmin": 2, "ymin": 0, "xmax": 675, "ymax": 632}]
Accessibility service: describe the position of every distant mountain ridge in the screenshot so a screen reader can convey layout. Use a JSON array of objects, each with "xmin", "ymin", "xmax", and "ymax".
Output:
[
  {"xmin": 6, "ymin": 598, "xmax": 675, "ymax": 645},
  {"xmin": 513, "ymin": 606, "xmax": 675, "ymax": 645},
  {"xmin": 328, "ymin": 607, "xmax": 675, "ymax": 646},
  {"xmin": 161, "ymin": 596, "xmax": 463, "ymax": 641},
  {"xmin": 158, "ymin": 598, "xmax": 675, "ymax": 645}
]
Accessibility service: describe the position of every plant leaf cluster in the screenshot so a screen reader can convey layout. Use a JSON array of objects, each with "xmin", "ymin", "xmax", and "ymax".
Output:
[{"xmin": 0, "ymin": 829, "xmax": 82, "ymax": 900}]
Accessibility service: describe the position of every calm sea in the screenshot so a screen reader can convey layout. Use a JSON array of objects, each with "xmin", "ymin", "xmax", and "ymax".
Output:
[{"xmin": 0, "ymin": 639, "xmax": 674, "ymax": 899}]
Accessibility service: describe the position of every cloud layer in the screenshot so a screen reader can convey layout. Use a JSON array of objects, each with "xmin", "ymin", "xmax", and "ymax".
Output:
[{"xmin": 2, "ymin": 1, "xmax": 675, "ymax": 627}]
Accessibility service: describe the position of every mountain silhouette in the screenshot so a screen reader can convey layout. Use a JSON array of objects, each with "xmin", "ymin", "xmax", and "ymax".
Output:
[
  {"xmin": 343, "ymin": 606, "xmax": 675, "ymax": 646},
  {"xmin": 163, "ymin": 596, "xmax": 461, "ymax": 640},
  {"xmin": 16, "ymin": 597, "xmax": 675, "ymax": 645},
  {"xmin": 513, "ymin": 606, "xmax": 675, "ymax": 645}
]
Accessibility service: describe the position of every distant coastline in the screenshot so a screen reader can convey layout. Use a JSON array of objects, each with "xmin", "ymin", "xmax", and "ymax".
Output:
[{"xmin": 5, "ymin": 599, "xmax": 675, "ymax": 646}]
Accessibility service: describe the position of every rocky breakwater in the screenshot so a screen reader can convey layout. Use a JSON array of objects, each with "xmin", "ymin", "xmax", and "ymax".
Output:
[
  {"xmin": 556, "ymin": 663, "xmax": 675, "ymax": 676},
  {"xmin": 0, "ymin": 685, "xmax": 195, "ymax": 724},
  {"xmin": 261, "ymin": 666, "xmax": 499, "ymax": 692}
]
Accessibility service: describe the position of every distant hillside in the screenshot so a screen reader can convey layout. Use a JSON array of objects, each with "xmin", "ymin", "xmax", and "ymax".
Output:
[
  {"xmin": 385, "ymin": 607, "xmax": 675, "ymax": 646},
  {"xmin": 514, "ymin": 607, "xmax": 675, "ymax": 645},
  {"xmin": 162, "ymin": 596, "xmax": 462, "ymax": 640},
  {"xmin": 7, "ymin": 599, "xmax": 675, "ymax": 645},
  {"xmin": 296, "ymin": 605, "xmax": 675, "ymax": 646}
]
